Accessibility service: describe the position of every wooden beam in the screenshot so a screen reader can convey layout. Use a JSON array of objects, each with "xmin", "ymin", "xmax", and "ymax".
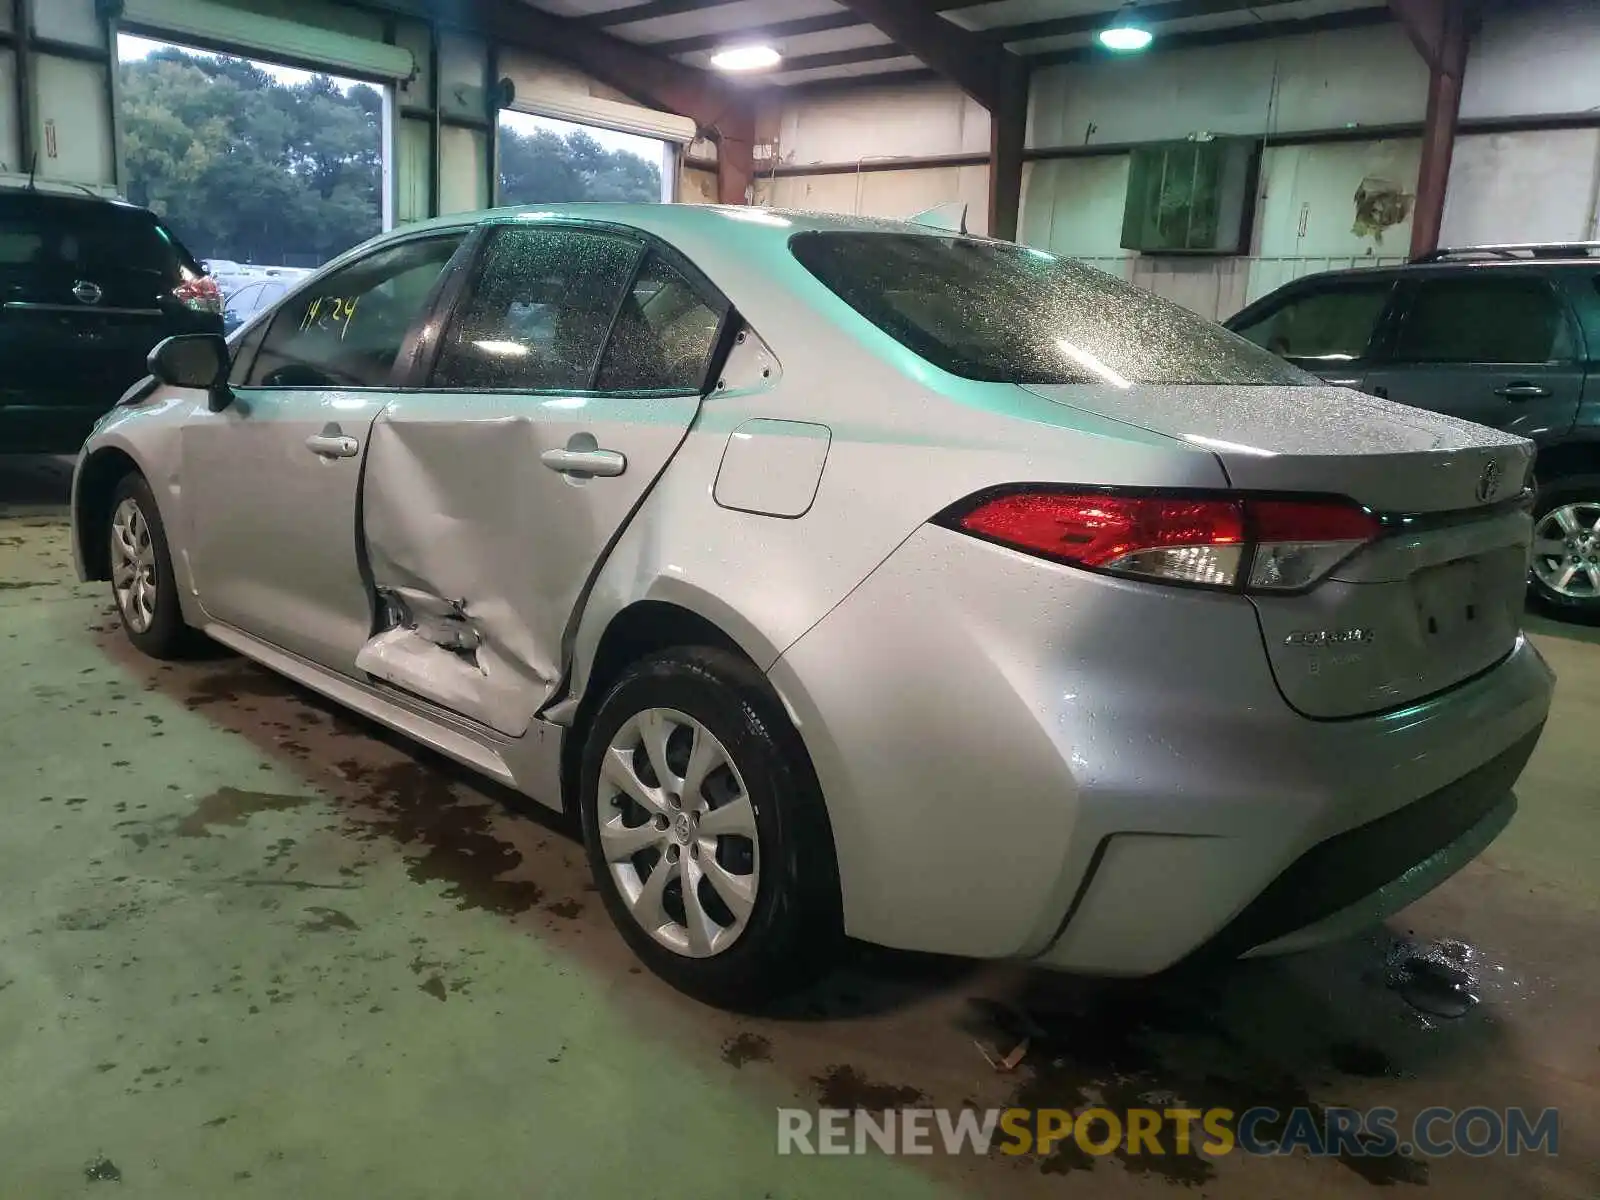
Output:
[
  {"xmin": 831, "ymin": 0, "xmax": 1017, "ymax": 109},
  {"xmin": 584, "ymin": 0, "xmax": 745, "ymax": 29},
  {"xmin": 651, "ymin": 13, "xmax": 864, "ymax": 57}
]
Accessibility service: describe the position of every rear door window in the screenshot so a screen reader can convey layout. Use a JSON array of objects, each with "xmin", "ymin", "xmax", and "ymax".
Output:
[
  {"xmin": 1393, "ymin": 276, "xmax": 1576, "ymax": 364},
  {"xmin": 431, "ymin": 226, "xmax": 644, "ymax": 391},
  {"xmin": 1232, "ymin": 282, "xmax": 1394, "ymax": 365}
]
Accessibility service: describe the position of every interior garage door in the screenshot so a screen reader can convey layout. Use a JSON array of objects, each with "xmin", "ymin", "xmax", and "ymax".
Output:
[{"xmin": 120, "ymin": 0, "xmax": 414, "ymax": 80}]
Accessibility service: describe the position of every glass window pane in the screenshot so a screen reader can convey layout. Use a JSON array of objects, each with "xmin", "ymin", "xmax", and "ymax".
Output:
[
  {"xmin": 432, "ymin": 227, "xmax": 641, "ymax": 391},
  {"xmin": 790, "ymin": 232, "xmax": 1311, "ymax": 387},
  {"xmin": 595, "ymin": 252, "xmax": 722, "ymax": 392},
  {"xmin": 498, "ymin": 112, "xmax": 667, "ymax": 205},
  {"xmin": 246, "ymin": 234, "xmax": 463, "ymax": 388},
  {"xmin": 1394, "ymin": 277, "xmax": 1572, "ymax": 364},
  {"xmin": 1234, "ymin": 283, "xmax": 1392, "ymax": 364}
]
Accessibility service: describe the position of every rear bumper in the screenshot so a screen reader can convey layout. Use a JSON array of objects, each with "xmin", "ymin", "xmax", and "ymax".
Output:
[
  {"xmin": 1041, "ymin": 725, "xmax": 1537, "ymax": 973},
  {"xmin": 769, "ymin": 524, "xmax": 1554, "ymax": 972}
]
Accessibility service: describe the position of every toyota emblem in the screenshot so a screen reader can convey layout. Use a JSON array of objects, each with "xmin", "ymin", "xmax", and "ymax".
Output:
[
  {"xmin": 1476, "ymin": 460, "xmax": 1502, "ymax": 503},
  {"xmin": 72, "ymin": 280, "xmax": 103, "ymax": 306}
]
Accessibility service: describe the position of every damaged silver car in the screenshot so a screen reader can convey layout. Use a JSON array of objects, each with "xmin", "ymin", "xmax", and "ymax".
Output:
[{"xmin": 74, "ymin": 205, "xmax": 1553, "ymax": 1008}]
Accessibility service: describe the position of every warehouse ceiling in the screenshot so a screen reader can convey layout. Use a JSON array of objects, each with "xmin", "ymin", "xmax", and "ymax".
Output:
[{"xmin": 515, "ymin": 0, "xmax": 1396, "ymax": 89}]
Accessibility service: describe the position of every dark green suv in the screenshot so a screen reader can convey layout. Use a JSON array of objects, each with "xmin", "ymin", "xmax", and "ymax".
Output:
[{"xmin": 1227, "ymin": 243, "xmax": 1600, "ymax": 621}]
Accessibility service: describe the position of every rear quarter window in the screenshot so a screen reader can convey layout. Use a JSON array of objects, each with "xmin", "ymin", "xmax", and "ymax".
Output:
[{"xmin": 789, "ymin": 231, "xmax": 1312, "ymax": 387}]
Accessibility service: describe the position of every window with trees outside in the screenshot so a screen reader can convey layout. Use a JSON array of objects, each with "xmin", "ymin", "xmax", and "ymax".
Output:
[{"xmin": 498, "ymin": 111, "xmax": 672, "ymax": 207}]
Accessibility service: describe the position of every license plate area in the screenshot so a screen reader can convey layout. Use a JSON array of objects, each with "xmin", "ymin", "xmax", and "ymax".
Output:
[{"xmin": 1411, "ymin": 558, "xmax": 1484, "ymax": 641}]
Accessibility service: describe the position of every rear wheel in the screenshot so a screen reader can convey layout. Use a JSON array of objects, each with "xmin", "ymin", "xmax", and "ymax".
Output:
[
  {"xmin": 1528, "ymin": 475, "xmax": 1600, "ymax": 623},
  {"xmin": 108, "ymin": 472, "xmax": 203, "ymax": 659},
  {"xmin": 579, "ymin": 647, "xmax": 842, "ymax": 1009}
]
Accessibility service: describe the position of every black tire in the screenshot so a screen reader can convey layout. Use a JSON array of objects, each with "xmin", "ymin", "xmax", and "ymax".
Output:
[
  {"xmin": 579, "ymin": 647, "xmax": 842, "ymax": 1010},
  {"xmin": 107, "ymin": 472, "xmax": 205, "ymax": 659},
  {"xmin": 1528, "ymin": 473, "xmax": 1600, "ymax": 624}
]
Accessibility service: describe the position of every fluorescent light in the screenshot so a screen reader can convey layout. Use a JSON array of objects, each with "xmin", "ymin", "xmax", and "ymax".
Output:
[
  {"xmin": 1098, "ymin": 23, "xmax": 1153, "ymax": 51},
  {"xmin": 710, "ymin": 44, "xmax": 782, "ymax": 71}
]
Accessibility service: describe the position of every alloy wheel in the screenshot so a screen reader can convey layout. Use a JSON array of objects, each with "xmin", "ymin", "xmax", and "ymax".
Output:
[
  {"xmin": 110, "ymin": 497, "xmax": 157, "ymax": 633},
  {"xmin": 598, "ymin": 707, "xmax": 759, "ymax": 958},
  {"xmin": 1532, "ymin": 501, "xmax": 1600, "ymax": 601}
]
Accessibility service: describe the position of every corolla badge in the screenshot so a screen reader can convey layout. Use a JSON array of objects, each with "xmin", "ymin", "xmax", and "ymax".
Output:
[
  {"xmin": 1285, "ymin": 629, "xmax": 1374, "ymax": 647},
  {"xmin": 72, "ymin": 280, "xmax": 103, "ymax": 306},
  {"xmin": 1476, "ymin": 459, "xmax": 1502, "ymax": 503}
]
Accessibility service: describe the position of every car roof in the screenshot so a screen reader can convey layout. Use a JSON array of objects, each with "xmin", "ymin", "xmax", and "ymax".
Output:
[
  {"xmin": 1282, "ymin": 254, "xmax": 1600, "ymax": 289},
  {"xmin": 377, "ymin": 202, "xmax": 981, "ymax": 246},
  {"xmin": 0, "ymin": 187, "xmax": 155, "ymax": 218}
]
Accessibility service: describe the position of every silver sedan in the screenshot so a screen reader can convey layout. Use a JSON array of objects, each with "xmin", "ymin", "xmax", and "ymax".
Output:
[{"xmin": 72, "ymin": 205, "xmax": 1554, "ymax": 1008}]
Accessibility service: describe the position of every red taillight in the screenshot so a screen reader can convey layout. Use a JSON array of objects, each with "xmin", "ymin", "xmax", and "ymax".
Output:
[
  {"xmin": 948, "ymin": 489, "xmax": 1378, "ymax": 593},
  {"xmin": 172, "ymin": 275, "xmax": 222, "ymax": 315}
]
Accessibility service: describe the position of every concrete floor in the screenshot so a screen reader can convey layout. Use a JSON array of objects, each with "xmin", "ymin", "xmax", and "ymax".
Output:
[{"xmin": 0, "ymin": 454, "xmax": 1596, "ymax": 1199}]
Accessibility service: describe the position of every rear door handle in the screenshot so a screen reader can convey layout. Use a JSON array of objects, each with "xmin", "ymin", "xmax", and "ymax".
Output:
[
  {"xmin": 306, "ymin": 433, "xmax": 359, "ymax": 458},
  {"xmin": 540, "ymin": 447, "xmax": 626, "ymax": 477},
  {"xmin": 1494, "ymin": 382, "xmax": 1552, "ymax": 400}
]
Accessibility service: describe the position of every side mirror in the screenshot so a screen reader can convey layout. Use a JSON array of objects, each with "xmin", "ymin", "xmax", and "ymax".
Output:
[{"xmin": 149, "ymin": 333, "xmax": 232, "ymax": 411}]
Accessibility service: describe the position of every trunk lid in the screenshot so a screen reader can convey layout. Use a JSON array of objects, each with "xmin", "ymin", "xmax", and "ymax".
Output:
[{"xmin": 1023, "ymin": 382, "xmax": 1536, "ymax": 718}]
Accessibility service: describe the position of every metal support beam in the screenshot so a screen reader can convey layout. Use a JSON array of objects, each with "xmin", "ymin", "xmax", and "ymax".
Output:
[
  {"xmin": 1389, "ymin": 0, "xmax": 1473, "ymax": 258},
  {"xmin": 989, "ymin": 55, "xmax": 1028, "ymax": 240}
]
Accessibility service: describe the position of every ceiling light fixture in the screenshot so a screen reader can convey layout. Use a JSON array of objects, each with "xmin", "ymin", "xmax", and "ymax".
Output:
[
  {"xmin": 1098, "ymin": 4, "xmax": 1153, "ymax": 52},
  {"xmin": 710, "ymin": 44, "xmax": 782, "ymax": 72}
]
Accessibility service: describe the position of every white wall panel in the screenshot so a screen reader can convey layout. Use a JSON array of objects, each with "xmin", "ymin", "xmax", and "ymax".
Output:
[
  {"xmin": 439, "ymin": 32, "xmax": 490, "ymax": 122},
  {"xmin": 1462, "ymin": 0, "xmax": 1600, "ymax": 121},
  {"xmin": 440, "ymin": 125, "xmax": 489, "ymax": 215},
  {"xmin": 762, "ymin": 81, "xmax": 987, "ymax": 166},
  {"xmin": 1029, "ymin": 23, "xmax": 1425, "ymax": 149},
  {"xmin": 680, "ymin": 164, "xmax": 717, "ymax": 205},
  {"xmin": 756, "ymin": 164, "xmax": 989, "ymax": 233},
  {"xmin": 1018, "ymin": 155, "xmax": 1130, "ymax": 257},
  {"xmin": 1256, "ymin": 138, "xmax": 1422, "ymax": 258},
  {"xmin": 34, "ymin": 56, "xmax": 114, "ymax": 186},
  {"xmin": 31, "ymin": 0, "xmax": 103, "ymax": 47},
  {"xmin": 1442, "ymin": 129, "xmax": 1600, "ymax": 246}
]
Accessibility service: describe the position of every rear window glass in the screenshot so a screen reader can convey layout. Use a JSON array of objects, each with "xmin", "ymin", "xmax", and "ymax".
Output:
[
  {"xmin": 0, "ymin": 200, "xmax": 195, "ymax": 280},
  {"xmin": 789, "ymin": 232, "xmax": 1313, "ymax": 387}
]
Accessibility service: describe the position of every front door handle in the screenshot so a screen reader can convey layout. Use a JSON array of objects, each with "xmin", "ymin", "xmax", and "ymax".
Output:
[
  {"xmin": 540, "ymin": 447, "xmax": 626, "ymax": 478},
  {"xmin": 306, "ymin": 433, "xmax": 359, "ymax": 458},
  {"xmin": 1494, "ymin": 382, "xmax": 1552, "ymax": 400}
]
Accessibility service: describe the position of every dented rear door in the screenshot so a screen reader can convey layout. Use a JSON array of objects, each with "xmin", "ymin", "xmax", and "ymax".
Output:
[{"xmin": 355, "ymin": 224, "xmax": 727, "ymax": 736}]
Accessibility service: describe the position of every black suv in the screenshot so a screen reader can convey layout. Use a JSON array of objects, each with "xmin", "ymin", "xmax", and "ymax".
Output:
[
  {"xmin": 1227, "ymin": 243, "xmax": 1600, "ymax": 621},
  {"xmin": 0, "ymin": 186, "xmax": 222, "ymax": 455}
]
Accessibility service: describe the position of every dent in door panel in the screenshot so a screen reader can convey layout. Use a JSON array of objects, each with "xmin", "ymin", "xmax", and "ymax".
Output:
[
  {"xmin": 356, "ymin": 415, "xmax": 558, "ymax": 737},
  {"xmin": 713, "ymin": 419, "xmax": 832, "ymax": 517}
]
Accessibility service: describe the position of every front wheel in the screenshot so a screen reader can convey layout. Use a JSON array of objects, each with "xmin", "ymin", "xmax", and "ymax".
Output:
[
  {"xmin": 108, "ymin": 472, "xmax": 203, "ymax": 659},
  {"xmin": 1528, "ymin": 475, "xmax": 1600, "ymax": 623},
  {"xmin": 579, "ymin": 647, "xmax": 842, "ymax": 1009}
]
